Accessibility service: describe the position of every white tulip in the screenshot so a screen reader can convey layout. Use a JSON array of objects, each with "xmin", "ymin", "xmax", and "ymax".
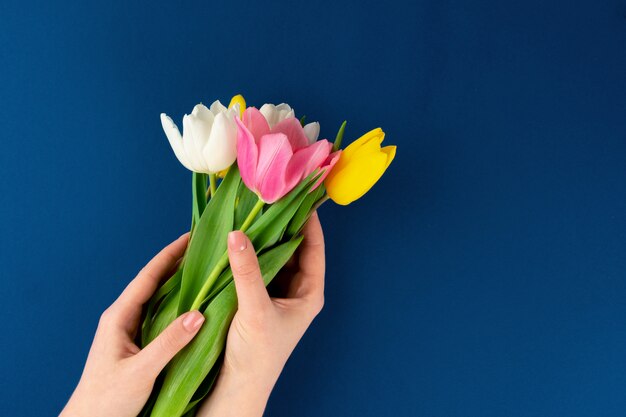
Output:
[
  {"xmin": 259, "ymin": 103, "xmax": 295, "ymax": 129},
  {"xmin": 161, "ymin": 100, "xmax": 240, "ymax": 174},
  {"xmin": 259, "ymin": 103, "xmax": 321, "ymax": 144},
  {"xmin": 303, "ymin": 121, "xmax": 320, "ymax": 144}
]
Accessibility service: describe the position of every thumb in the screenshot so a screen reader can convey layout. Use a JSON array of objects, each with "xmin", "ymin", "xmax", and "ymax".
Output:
[
  {"xmin": 136, "ymin": 310, "xmax": 205, "ymax": 376},
  {"xmin": 228, "ymin": 231, "xmax": 272, "ymax": 319}
]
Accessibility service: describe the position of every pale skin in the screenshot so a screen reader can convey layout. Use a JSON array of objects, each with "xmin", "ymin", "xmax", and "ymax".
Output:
[{"xmin": 61, "ymin": 212, "xmax": 325, "ymax": 417}]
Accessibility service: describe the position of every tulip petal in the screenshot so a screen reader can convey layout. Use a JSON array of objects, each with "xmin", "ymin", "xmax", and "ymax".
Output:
[
  {"xmin": 325, "ymin": 151, "xmax": 388, "ymax": 205},
  {"xmin": 161, "ymin": 113, "xmax": 193, "ymax": 171},
  {"xmin": 183, "ymin": 114, "xmax": 208, "ymax": 172},
  {"xmin": 256, "ymin": 133, "xmax": 294, "ymax": 203},
  {"xmin": 243, "ymin": 107, "xmax": 270, "ymax": 140},
  {"xmin": 311, "ymin": 150, "xmax": 341, "ymax": 190},
  {"xmin": 275, "ymin": 103, "xmax": 292, "ymax": 112},
  {"xmin": 351, "ymin": 132, "xmax": 386, "ymax": 160},
  {"xmin": 235, "ymin": 117, "xmax": 259, "ymax": 192},
  {"xmin": 228, "ymin": 94, "xmax": 246, "ymax": 118},
  {"xmin": 209, "ymin": 100, "xmax": 228, "ymax": 116},
  {"xmin": 286, "ymin": 140, "xmax": 332, "ymax": 188},
  {"xmin": 189, "ymin": 106, "xmax": 213, "ymax": 148},
  {"xmin": 303, "ymin": 122, "xmax": 320, "ymax": 144},
  {"xmin": 343, "ymin": 128, "xmax": 384, "ymax": 159},
  {"xmin": 381, "ymin": 145, "xmax": 396, "ymax": 169},
  {"xmin": 271, "ymin": 117, "xmax": 310, "ymax": 150},
  {"xmin": 284, "ymin": 108, "xmax": 295, "ymax": 120},
  {"xmin": 192, "ymin": 103, "xmax": 215, "ymax": 124},
  {"xmin": 190, "ymin": 104, "xmax": 215, "ymax": 166},
  {"xmin": 203, "ymin": 112, "xmax": 237, "ymax": 172},
  {"xmin": 259, "ymin": 104, "xmax": 277, "ymax": 128},
  {"xmin": 228, "ymin": 103, "xmax": 241, "ymax": 119},
  {"xmin": 259, "ymin": 103, "xmax": 294, "ymax": 128}
]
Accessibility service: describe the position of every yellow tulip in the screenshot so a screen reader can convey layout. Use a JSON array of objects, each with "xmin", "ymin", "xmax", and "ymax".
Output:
[
  {"xmin": 228, "ymin": 94, "xmax": 246, "ymax": 118},
  {"xmin": 324, "ymin": 128, "xmax": 396, "ymax": 205}
]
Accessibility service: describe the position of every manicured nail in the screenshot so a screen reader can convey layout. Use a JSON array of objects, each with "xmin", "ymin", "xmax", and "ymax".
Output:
[
  {"xmin": 182, "ymin": 311, "xmax": 205, "ymax": 331},
  {"xmin": 228, "ymin": 231, "xmax": 247, "ymax": 252}
]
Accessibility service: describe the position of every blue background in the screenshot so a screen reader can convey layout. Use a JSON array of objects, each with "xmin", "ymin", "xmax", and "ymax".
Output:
[{"xmin": 1, "ymin": 0, "xmax": 626, "ymax": 415}]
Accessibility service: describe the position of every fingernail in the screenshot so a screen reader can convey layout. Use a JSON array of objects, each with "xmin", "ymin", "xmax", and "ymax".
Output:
[
  {"xmin": 228, "ymin": 231, "xmax": 247, "ymax": 252},
  {"xmin": 183, "ymin": 311, "xmax": 205, "ymax": 332}
]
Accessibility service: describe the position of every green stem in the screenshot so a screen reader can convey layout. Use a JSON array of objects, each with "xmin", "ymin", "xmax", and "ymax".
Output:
[
  {"xmin": 312, "ymin": 194, "xmax": 330, "ymax": 212},
  {"xmin": 239, "ymin": 198, "xmax": 265, "ymax": 232},
  {"xmin": 190, "ymin": 252, "xmax": 229, "ymax": 311},
  {"xmin": 209, "ymin": 174, "xmax": 217, "ymax": 196},
  {"xmin": 189, "ymin": 197, "xmax": 265, "ymax": 311}
]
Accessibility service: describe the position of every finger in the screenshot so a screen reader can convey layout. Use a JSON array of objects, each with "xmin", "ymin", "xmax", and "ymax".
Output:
[
  {"xmin": 287, "ymin": 211, "xmax": 326, "ymax": 299},
  {"xmin": 135, "ymin": 310, "xmax": 204, "ymax": 376},
  {"xmin": 115, "ymin": 233, "xmax": 189, "ymax": 317},
  {"xmin": 107, "ymin": 233, "xmax": 189, "ymax": 336},
  {"xmin": 228, "ymin": 231, "xmax": 272, "ymax": 318}
]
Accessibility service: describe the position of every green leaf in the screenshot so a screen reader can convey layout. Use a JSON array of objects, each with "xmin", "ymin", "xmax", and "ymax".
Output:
[
  {"xmin": 246, "ymin": 173, "xmax": 320, "ymax": 252},
  {"xmin": 234, "ymin": 179, "xmax": 260, "ymax": 230},
  {"xmin": 181, "ymin": 354, "xmax": 223, "ymax": 414},
  {"xmin": 182, "ymin": 406, "xmax": 199, "ymax": 417},
  {"xmin": 178, "ymin": 167, "xmax": 240, "ymax": 314},
  {"xmin": 144, "ymin": 286, "xmax": 180, "ymax": 347},
  {"xmin": 143, "ymin": 172, "xmax": 206, "ymax": 345},
  {"xmin": 150, "ymin": 237, "xmax": 304, "ymax": 417},
  {"xmin": 285, "ymin": 184, "xmax": 326, "ymax": 239},
  {"xmin": 151, "ymin": 268, "xmax": 183, "ymax": 308},
  {"xmin": 332, "ymin": 120, "xmax": 347, "ymax": 151},
  {"xmin": 141, "ymin": 268, "xmax": 183, "ymax": 345},
  {"xmin": 181, "ymin": 409, "xmax": 195, "ymax": 417},
  {"xmin": 191, "ymin": 172, "xmax": 208, "ymax": 228},
  {"xmin": 196, "ymin": 266, "xmax": 235, "ymax": 311}
]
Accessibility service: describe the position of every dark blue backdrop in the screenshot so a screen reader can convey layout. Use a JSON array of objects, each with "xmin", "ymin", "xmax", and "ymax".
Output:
[{"xmin": 2, "ymin": 0, "xmax": 626, "ymax": 416}]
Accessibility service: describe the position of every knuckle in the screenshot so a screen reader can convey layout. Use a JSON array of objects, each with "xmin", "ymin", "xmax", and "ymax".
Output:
[
  {"xmin": 254, "ymin": 304, "xmax": 273, "ymax": 322},
  {"xmin": 244, "ymin": 312, "xmax": 271, "ymax": 334},
  {"xmin": 309, "ymin": 240, "xmax": 325, "ymax": 250},
  {"xmin": 161, "ymin": 251, "xmax": 179, "ymax": 267},
  {"xmin": 309, "ymin": 296, "xmax": 325, "ymax": 317},
  {"xmin": 158, "ymin": 328, "xmax": 181, "ymax": 353},
  {"xmin": 126, "ymin": 358, "xmax": 152, "ymax": 378},
  {"xmin": 138, "ymin": 268, "xmax": 157, "ymax": 284},
  {"xmin": 234, "ymin": 262, "xmax": 260, "ymax": 280},
  {"xmin": 98, "ymin": 307, "xmax": 115, "ymax": 326}
]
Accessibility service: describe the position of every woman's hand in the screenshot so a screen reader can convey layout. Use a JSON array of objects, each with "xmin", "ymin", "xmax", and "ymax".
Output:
[
  {"xmin": 61, "ymin": 233, "xmax": 205, "ymax": 417},
  {"xmin": 198, "ymin": 212, "xmax": 326, "ymax": 417},
  {"xmin": 61, "ymin": 212, "xmax": 325, "ymax": 417}
]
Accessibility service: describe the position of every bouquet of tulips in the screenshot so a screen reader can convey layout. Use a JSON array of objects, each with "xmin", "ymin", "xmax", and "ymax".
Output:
[{"xmin": 139, "ymin": 95, "xmax": 396, "ymax": 416}]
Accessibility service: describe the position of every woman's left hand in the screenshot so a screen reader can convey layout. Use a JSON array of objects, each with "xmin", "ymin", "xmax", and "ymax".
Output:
[{"xmin": 60, "ymin": 233, "xmax": 205, "ymax": 417}]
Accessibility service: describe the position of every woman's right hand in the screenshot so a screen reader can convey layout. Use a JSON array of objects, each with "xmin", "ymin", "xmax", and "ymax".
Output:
[{"xmin": 198, "ymin": 212, "xmax": 326, "ymax": 417}]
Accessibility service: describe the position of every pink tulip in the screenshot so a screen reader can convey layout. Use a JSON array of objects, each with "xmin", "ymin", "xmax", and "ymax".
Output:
[{"xmin": 235, "ymin": 107, "xmax": 341, "ymax": 203}]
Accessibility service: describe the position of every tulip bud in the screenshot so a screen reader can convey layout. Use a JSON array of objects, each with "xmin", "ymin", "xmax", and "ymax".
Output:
[
  {"xmin": 161, "ymin": 100, "xmax": 240, "ymax": 174},
  {"xmin": 303, "ymin": 122, "xmax": 320, "ymax": 144},
  {"xmin": 324, "ymin": 128, "xmax": 396, "ymax": 205},
  {"xmin": 259, "ymin": 103, "xmax": 295, "ymax": 129},
  {"xmin": 236, "ymin": 108, "xmax": 337, "ymax": 203},
  {"xmin": 228, "ymin": 94, "xmax": 246, "ymax": 118}
]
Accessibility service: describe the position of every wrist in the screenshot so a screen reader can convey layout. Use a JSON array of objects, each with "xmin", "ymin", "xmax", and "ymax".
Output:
[
  {"xmin": 200, "ymin": 368, "xmax": 276, "ymax": 417},
  {"xmin": 60, "ymin": 385, "xmax": 105, "ymax": 417},
  {"xmin": 60, "ymin": 395, "xmax": 87, "ymax": 417}
]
